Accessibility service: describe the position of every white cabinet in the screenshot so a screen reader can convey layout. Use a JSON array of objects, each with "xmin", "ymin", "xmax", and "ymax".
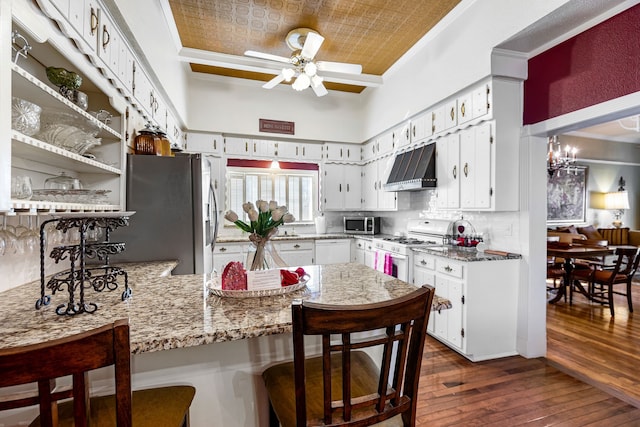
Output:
[
  {"xmin": 213, "ymin": 242, "xmax": 245, "ymax": 273},
  {"xmin": 410, "ymin": 111, "xmax": 432, "ymax": 143},
  {"xmin": 431, "ymin": 106, "xmax": 445, "ymax": 135},
  {"xmin": 363, "ymin": 239, "xmax": 376, "ymax": 270},
  {"xmin": 420, "ymin": 253, "xmax": 520, "ymax": 361},
  {"xmin": 362, "ymin": 139, "xmax": 376, "ymax": 163},
  {"xmin": 435, "ymin": 133, "xmax": 460, "ymax": 209},
  {"xmin": 315, "ymin": 239, "xmax": 351, "ymax": 264},
  {"xmin": 444, "ymin": 99, "xmax": 457, "ymax": 130},
  {"xmin": 322, "ymin": 163, "xmax": 361, "ymax": 211},
  {"xmin": 275, "ymin": 240, "xmax": 314, "ymax": 267},
  {"xmin": 412, "ymin": 252, "xmax": 436, "ymax": 334},
  {"xmin": 392, "ymin": 122, "xmax": 411, "ymax": 150},
  {"xmin": 459, "ymin": 122, "xmax": 492, "ymax": 209},
  {"xmin": 472, "ymin": 82, "xmax": 491, "ymax": 119},
  {"xmin": 224, "ymin": 136, "xmax": 254, "ymax": 157},
  {"xmin": 276, "ymin": 141, "xmax": 322, "ymax": 161},
  {"xmin": 324, "ymin": 142, "xmax": 359, "ymax": 162},
  {"xmin": 361, "ymin": 157, "xmax": 407, "ymax": 211},
  {"xmin": 376, "ymin": 131, "xmax": 394, "ymax": 157},
  {"xmin": 186, "ymin": 132, "xmax": 223, "ymax": 155},
  {"xmin": 353, "ymin": 238, "xmax": 367, "ymax": 264}
]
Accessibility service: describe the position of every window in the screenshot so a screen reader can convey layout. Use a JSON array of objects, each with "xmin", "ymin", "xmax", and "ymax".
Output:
[{"xmin": 226, "ymin": 161, "xmax": 318, "ymax": 224}]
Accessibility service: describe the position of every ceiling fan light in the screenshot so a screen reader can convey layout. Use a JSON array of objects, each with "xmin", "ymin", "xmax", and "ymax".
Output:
[
  {"xmin": 282, "ymin": 68, "xmax": 295, "ymax": 82},
  {"xmin": 304, "ymin": 62, "xmax": 317, "ymax": 76},
  {"xmin": 311, "ymin": 74, "xmax": 324, "ymax": 87},
  {"xmin": 292, "ymin": 73, "xmax": 311, "ymax": 91}
]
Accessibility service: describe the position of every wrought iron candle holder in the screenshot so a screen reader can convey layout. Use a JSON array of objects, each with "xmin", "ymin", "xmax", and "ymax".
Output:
[{"xmin": 36, "ymin": 212, "xmax": 135, "ymax": 316}]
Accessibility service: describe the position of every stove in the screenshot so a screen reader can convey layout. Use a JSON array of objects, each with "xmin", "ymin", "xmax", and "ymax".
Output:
[{"xmin": 371, "ymin": 219, "xmax": 450, "ymax": 282}]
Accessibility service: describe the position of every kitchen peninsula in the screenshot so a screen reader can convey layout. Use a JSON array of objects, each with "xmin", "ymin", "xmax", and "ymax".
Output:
[{"xmin": 0, "ymin": 261, "xmax": 450, "ymax": 426}]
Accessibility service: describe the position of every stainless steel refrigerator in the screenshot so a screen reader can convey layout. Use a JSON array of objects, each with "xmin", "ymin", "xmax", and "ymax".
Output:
[{"xmin": 111, "ymin": 153, "xmax": 218, "ymax": 275}]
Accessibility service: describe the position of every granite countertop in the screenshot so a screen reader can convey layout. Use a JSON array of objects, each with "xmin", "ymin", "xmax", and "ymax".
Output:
[
  {"xmin": 413, "ymin": 245, "xmax": 522, "ymax": 261},
  {"xmin": 216, "ymin": 233, "xmax": 353, "ymax": 243},
  {"xmin": 0, "ymin": 262, "xmax": 451, "ymax": 355}
]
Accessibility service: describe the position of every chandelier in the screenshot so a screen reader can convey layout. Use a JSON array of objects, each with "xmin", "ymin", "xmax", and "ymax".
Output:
[{"xmin": 547, "ymin": 136, "xmax": 577, "ymax": 177}]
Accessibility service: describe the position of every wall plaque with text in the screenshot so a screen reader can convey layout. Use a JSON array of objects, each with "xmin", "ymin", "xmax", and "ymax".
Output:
[{"xmin": 259, "ymin": 119, "xmax": 295, "ymax": 135}]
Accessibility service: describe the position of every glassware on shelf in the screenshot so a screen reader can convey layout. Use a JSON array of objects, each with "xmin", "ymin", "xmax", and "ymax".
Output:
[
  {"xmin": 44, "ymin": 172, "xmax": 82, "ymax": 190},
  {"xmin": 17, "ymin": 216, "xmax": 39, "ymax": 254},
  {"xmin": 11, "ymin": 97, "xmax": 42, "ymax": 136},
  {"xmin": 11, "ymin": 176, "xmax": 33, "ymax": 200},
  {"xmin": 0, "ymin": 216, "xmax": 18, "ymax": 255}
]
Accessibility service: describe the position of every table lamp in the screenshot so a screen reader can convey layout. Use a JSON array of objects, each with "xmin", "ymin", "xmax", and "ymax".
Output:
[{"xmin": 604, "ymin": 177, "xmax": 629, "ymax": 228}]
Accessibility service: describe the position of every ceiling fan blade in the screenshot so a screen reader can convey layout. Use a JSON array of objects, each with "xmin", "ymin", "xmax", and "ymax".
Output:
[
  {"xmin": 316, "ymin": 61, "xmax": 362, "ymax": 74},
  {"xmin": 311, "ymin": 81, "xmax": 328, "ymax": 97},
  {"xmin": 301, "ymin": 32, "xmax": 324, "ymax": 59},
  {"xmin": 244, "ymin": 50, "xmax": 291, "ymax": 64},
  {"xmin": 263, "ymin": 73, "xmax": 286, "ymax": 89}
]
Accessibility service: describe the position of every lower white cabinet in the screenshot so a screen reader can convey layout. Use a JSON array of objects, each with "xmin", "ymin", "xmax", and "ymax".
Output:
[
  {"xmin": 416, "ymin": 252, "xmax": 520, "ymax": 361},
  {"xmin": 274, "ymin": 240, "xmax": 314, "ymax": 267},
  {"xmin": 315, "ymin": 239, "xmax": 351, "ymax": 264},
  {"xmin": 213, "ymin": 242, "xmax": 246, "ymax": 273},
  {"xmin": 353, "ymin": 238, "xmax": 367, "ymax": 264},
  {"xmin": 412, "ymin": 252, "xmax": 436, "ymax": 334}
]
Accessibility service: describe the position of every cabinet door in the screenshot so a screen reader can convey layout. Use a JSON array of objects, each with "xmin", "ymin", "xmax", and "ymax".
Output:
[
  {"xmin": 434, "ymin": 275, "xmax": 449, "ymax": 339},
  {"xmin": 354, "ymin": 239, "xmax": 366, "ymax": 264},
  {"xmin": 472, "ymin": 82, "xmax": 491, "ymax": 118},
  {"xmin": 133, "ymin": 67, "xmax": 153, "ymax": 117},
  {"xmin": 460, "ymin": 122, "xmax": 492, "ymax": 209},
  {"xmin": 315, "ymin": 239, "xmax": 351, "ymax": 264},
  {"xmin": 299, "ymin": 143, "xmax": 323, "ymax": 161},
  {"xmin": 394, "ymin": 122, "xmax": 411, "ymax": 149},
  {"xmin": 276, "ymin": 141, "xmax": 298, "ymax": 160},
  {"xmin": 447, "ymin": 279, "xmax": 464, "ymax": 350},
  {"xmin": 277, "ymin": 241, "xmax": 314, "ymax": 266},
  {"xmin": 362, "ymin": 139, "xmax": 376, "ymax": 163},
  {"xmin": 444, "ymin": 99, "xmax": 457, "ymax": 129},
  {"xmin": 97, "ymin": 8, "xmax": 119, "ymax": 75},
  {"xmin": 436, "ymin": 134, "xmax": 460, "ymax": 209},
  {"xmin": 224, "ymin": 137, "xmax": 253, "ymax": 157},
  {"xmin": 68, "ymin": 0, "xmax": 99, "ymax": 54},
  {"xmin": 377, "ymin": 157, "xmax": 396, "ymax": 210},
  {"xmin": 432, "ymin": 107, "xmax": 445, "ymax": 135},
  {"xmin": 213, "ymin": 244, "xmax": 245, "ymax": 273},
  {"xmin": 457, "ymin": 91, "xmax": 473, "ymax": 125},
  {"xmin": 253, "ymin": 139, "xmax": 274, "ymax": 159},
  {"xmin": 321, "ymin": 163, "xmax": 344, "ymax": 210},
  {"xmin": 343, "ymin": 165, "xmax": 362, "ymax": 210},
  {"xmin": 361, "ymin": 161, "xmax": 377, "ymax": 210},
  {"xmin": 411, "ymin": 111, "xmax": 431, "ymax": 143},
  {"xmin": 325, "ymin": 142, "xmax": 355, "ymax": 161},
  {"xmin": 364, "ymin": 242, "xmax": 376, "ymax": 270},
  {"xmin": 377, "ymin": 130, "xmax": 394, "ymax": 156}
]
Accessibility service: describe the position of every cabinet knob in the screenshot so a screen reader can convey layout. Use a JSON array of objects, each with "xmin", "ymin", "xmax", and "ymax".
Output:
[
  {"xmin": 420, "ymin": 259, "xmax": 427, "ymax": 265},
  {"xmin": 102, "ymin": 25, "xmax": 110, "ymax": 51},
  {"xmin": 464, "ymin": 163, "xmax": 469, "ymax": 177},
  {"xmin": 460, "ymin": 102, "xmax": 466, "ymax": 117},
  {"xmin": 450, "ymin": 107, "xmax": 455, "ymax": 120},
  {"xmin": 444, "ymin": 265, "xmax": 452, "ymax": 272},
  {"xmin": 294, "ymin": 244, "xmax": 300, "ymax": 249},
  {"xmin": 220, "ymin": 247, "xmax": 227, "ymax": 252}
]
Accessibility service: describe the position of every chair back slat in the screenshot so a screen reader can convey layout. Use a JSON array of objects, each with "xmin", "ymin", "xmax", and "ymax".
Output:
[
  {"xmin": 291, "ymin": 285, "xmax": 434, "ymax": 426},
  {"xmin": 0, "ymin": 319, "xmax": 133, "ymax": 427}
]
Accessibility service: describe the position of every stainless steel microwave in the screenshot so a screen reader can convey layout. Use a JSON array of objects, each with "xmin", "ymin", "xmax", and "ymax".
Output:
[{"xmin": 344, "ymin": 216, "xmax": 380, "ymax": 235}]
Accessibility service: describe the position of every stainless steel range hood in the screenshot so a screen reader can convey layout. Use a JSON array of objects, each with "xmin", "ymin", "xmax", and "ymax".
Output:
[{"xmin": 383, "ymin": 143, "xmax": 436, "ymax": 191}]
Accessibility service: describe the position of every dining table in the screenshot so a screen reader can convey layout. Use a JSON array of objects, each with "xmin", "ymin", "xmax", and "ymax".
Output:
[{"xmin": 546, "ymin": 244, "xmax": 615, "ymax": 304}]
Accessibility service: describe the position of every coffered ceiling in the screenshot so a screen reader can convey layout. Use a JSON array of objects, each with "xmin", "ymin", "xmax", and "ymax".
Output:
[{"xmin": 166, "ymin": 0, "xmax": 461, "ymax": 93}]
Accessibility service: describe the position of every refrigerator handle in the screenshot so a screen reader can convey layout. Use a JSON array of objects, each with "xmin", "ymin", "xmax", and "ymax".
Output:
[{"xmin": 209, "ymin": 181, "xmax": 219, "ymax": 251}]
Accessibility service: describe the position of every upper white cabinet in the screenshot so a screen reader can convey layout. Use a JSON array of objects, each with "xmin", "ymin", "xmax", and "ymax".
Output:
[
  {"xmin": 224, "ymin": 136, "xmax": 254, "ymax": 157},
  {"xmin": 186, "ymin": 132, "xmax": 223, "ymax": 155},
  {"xmin": 410, "ymin": 111, "xmax": 432, "ymax": 143},
  {"xmin": 324, "ymin": 142, "xmax": 359, "ymax": 163},
  {"xmin": 434, "ymin": 78, "xmax": 518, "ymax": 211},
  {"xmin": 322, "ymin": 163, "xmax": 361, "ymax": 211},
  {"xmin": 276, "ymin": 141, "xmax": 323, "ymax": 161}
]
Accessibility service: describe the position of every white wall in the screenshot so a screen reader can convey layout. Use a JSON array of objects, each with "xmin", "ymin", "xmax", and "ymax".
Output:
[{"xmin": 186, "ymin": 74, "xmax": 365, "ymax": 142}]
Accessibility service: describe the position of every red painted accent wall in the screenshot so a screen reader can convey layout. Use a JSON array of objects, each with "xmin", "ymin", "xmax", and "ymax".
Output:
[
  {"xmin": 523, "ymin": 4, "xmax": 640, "ymax": 125},
  {"xmin": 226, "ymin": 158, "xmax": 319, "ymax": 171}
]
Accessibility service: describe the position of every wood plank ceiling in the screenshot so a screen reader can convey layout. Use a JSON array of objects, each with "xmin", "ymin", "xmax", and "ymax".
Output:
[{"xmin": 168, "ymin": 0, "xmax": 461, "ymax": 93}]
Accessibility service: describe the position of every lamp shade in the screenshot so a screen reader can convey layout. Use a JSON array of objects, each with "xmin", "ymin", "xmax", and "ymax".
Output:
[{"xmin": 604, "ymin": 191, "xmax": 630, "ymax": 210}]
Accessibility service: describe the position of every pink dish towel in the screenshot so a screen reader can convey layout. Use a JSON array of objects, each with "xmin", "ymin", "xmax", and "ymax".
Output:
[
  {"xmin": 374, "ymin": 251, "xmax": 379, "ymax": 271},
  {"xmin": 384, "ymin": 253, "xmax": 392, "ymax": 275}
]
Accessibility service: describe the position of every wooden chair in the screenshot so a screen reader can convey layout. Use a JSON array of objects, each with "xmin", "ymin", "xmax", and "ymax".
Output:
[
  {"xmin": 0, "ymin": 319, "xmax": 195, "ymax": 427},
  {"xmin": 572, "ymin": 247, "xmax": 639, "ymax": 316},
  {"xmin": 262, "ymin": 285, "xmax": 434, "ymax": 427}
]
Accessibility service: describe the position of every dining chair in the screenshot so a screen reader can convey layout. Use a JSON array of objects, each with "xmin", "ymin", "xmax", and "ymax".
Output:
[
  {"xmin": 0, "ymin": 319, "xmax": 195, "ymax": 427},
  {"xmin": 572, "ymin": 247, "xmax": 639, "ymax": 316},
  {"xmin": 262, "ymin": 285, "xmax": 434, "ymax": 427}
]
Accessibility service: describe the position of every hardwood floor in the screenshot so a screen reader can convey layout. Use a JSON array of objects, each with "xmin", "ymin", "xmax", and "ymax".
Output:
[{"xmin": 414, "ymin": 282, "xmax": 640, "ymax": 425}]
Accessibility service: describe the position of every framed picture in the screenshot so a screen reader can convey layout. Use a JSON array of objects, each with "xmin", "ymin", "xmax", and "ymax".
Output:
[{"xmin": 547, "ymin": 166, "xmax": 587, "ymax": 225}]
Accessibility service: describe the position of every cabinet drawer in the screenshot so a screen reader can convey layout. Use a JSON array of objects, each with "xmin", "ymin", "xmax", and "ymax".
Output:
[
  {"xmin": 214, "ymin": 244, "xmax": 244, "ymax": 255},
  {"xmin": 277, "ymin": 241, "xmax": 314, "ymax": 251},
  {"xmin": 436, "ymin": 259, "xmax": 463, "ymax": 279},
  {"xmin": 414, "ymin": 254, "xmax": 435, "ymax": 270}
]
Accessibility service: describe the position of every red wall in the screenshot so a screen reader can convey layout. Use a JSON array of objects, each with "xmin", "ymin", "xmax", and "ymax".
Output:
[{"xmin": 523, "ymin": 4, "xmax": 640, "ymax": 125}]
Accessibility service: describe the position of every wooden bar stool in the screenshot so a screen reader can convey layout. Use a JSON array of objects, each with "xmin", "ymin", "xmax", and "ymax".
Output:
[
  {"xmin": 0, "ymin": 319, "xmax": 195, "ymax": 427},
  {"xmin": 263, "ymin": 285, "xmax": 434, "ymax": 426}
]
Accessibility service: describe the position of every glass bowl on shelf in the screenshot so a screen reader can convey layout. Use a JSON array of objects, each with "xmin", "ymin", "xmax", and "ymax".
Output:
[
  {"xmin": 44, "ymin": 172, "xmax": 82, "ymax": 190},
  {"xmin": 31, "ymin": 189, "xmax": 111, "ymax": 204},
  {"xmin": 11, "ymin": 97, "xmax": 42, "ymax": 136}
]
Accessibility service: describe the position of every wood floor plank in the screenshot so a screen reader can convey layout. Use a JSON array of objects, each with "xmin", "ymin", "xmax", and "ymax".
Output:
[{"xmin": 414, "ymin": 282, "xmax": 640, "ymax": 424}]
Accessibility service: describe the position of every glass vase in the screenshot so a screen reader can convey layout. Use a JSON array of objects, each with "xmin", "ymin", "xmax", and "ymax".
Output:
[{"xmin": 246, "ymin": 239, "xmax": 287, "ymax": 271}]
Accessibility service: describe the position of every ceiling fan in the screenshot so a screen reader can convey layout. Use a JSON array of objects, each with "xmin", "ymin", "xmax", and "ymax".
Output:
[{"xmin": 245, "ymin": 28, "xmax": 363, "ymax": 97}]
